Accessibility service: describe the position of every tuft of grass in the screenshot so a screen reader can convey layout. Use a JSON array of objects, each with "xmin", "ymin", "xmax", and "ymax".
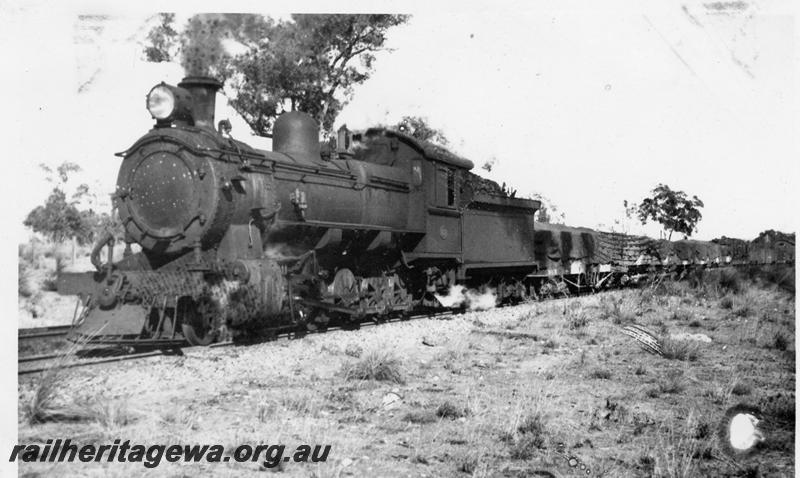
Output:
[
  {"xmin": 659, "ymin": 337, "xmax": 700, "ymax": 361},
  {"xmin": 403, "ymin": 410, "xmax": 438, "ymax": 424},
  {"xmin": 761, "ymin": 393, "xmax": 795, "ymax": 427},
  {"xmin": 436, "ymin": 400, "xmax": 469, "ymax": 419},
  {"xmin": 634, "ymin": 365, "xmax": 647, "ymax": 376},
  {"xmin": 719, "ymin": 295, "xmax": 734, "ymax": 310},
  {"xmin": 732, "ymin": 304, "xmax": 751, "ymax": 318},
  {"xmin": 86, "ymin": 399, "xmax": 135, "ymax": 428},
  {"xmin": 731, "ymin": 382, "xmax": 752, "ymax": 396},
  {"xmin": 647, "ymin": 372, "xmax": 687, "ymax": 398},
  {"xmin": 589, "ymin": 368, "xmax": 612, "ymax": 380},
  {"xmin": 652, "ymin": 415, "xmax": 699, "ymax": 478},
  {"xmin": 669, "ymin": 309, "xmax": 692, "ymax": 322},
  {"xmin": 342, "ymin": 349, "xmax": 404, "ymax": 383},
  {"xmin": 599, "ymin": 296, "xmax": 636, "ymax": 324},
  {"xmin": 456, "ymin": 457, "xmax": 478, "ymax": 474},
  {"xmin": 26, "ymin": 332, "xmax": 96, "ymax": 424},
  {"xmin": 565, "ymin": 307, "xmax": 589, "ymax": 330},
  {"xmin": 502, "ymin": 390, "xmax": 550, "ymax": 460},
  {"xmin": 770, "ymin": 331, "xmax": 789, "ymax": 351},
  {"xmin": 508, "ymin": 413, "xmax": 547, "ymax": 459}
]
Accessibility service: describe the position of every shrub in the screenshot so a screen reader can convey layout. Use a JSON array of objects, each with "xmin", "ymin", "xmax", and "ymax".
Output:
[
  {"xmin": 717, "ymin": 269, "xmax": 742, "ymax": 294},
  {"xmin": 760, "ymin": 266, "xmax": 795, "ymax": 295},
  {"xmin": 19, "ymin": 261, "xmax": 33, "ymax": 298}
]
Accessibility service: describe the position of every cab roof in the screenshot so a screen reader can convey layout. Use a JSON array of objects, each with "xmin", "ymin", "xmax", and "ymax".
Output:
[{"xmin": 363, "ymin": 127, "xmax": 475, "ymax": 170}]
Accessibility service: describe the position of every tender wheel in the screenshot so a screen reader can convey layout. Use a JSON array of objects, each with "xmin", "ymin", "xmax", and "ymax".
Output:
[{"xmin": 180, "ymin": 297, "xmax": 218, "ymax": 346}]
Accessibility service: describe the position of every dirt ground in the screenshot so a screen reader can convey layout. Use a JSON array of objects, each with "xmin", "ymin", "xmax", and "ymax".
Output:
[{"xmin": 17, "ymin": 276, "xmax": 795, "ymax": 477}]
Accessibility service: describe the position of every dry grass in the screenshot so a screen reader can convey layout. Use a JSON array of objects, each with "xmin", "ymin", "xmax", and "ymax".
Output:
[
  {"xmin": 436, "ymin": 400, "xmax": 470, "ymax": 419},
  {"xmin": 669, "ymin": 308, "xmax": 692, "ymax": 322},
  {"xmin": 652, "ymin": 414, "xmax": 700, "ymax": 478},
  {"xmin": 25, "ymin": 333, "xmax": 95, "ymax": 424},
  {"xmin": 599, "ymin": 295, "xmax": 637, "ymax": 324},
  {"xmin": 341, "ymin": 348, "xmax": 404, "ymax": 383},
  {"xmin": 770, "ymin": 330, "xmax": 790, "ymax": 350},
  {"xmin": 589, "ymin": 367, "xmax": 613, "ymax": 380},
  {"xmin": 17, "ymin": 266, "xmax": 795, "ymax": 477},
  {"xmin": 18, "ymin": 260, "xmax": 33, "ymax": 297},
  {"xmin": 506, "ymin": 412, "xmax": 548, "ymax": 459},
  {"xmin": 659, "ymin": 336, "xmax": 700, "ymax": 361},
  {"xmin": 565, "ymin": 306, "xmax": 589, "ymax": 330},
  {"xmin": 403, "ymin": 409, "xmax": 438, "ymax": 424}
]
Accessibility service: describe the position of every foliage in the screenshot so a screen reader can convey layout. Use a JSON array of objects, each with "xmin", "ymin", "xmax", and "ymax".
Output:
[
  {"xmin": 529, "ymin": 193, "xmax": 565, "ymax": 224},
  {"xmin": 144, "ymin": 14, "xmax": 409, "ymax": 135},
  {"xmin": 24, "ymin": 189, "xmax": 90, "ymax": 244},
  {"xmin": 636, "ymin": 184, "xmax": 704, "ymax": 240},
  {"xmin": 24, "ymin": 163, "xmax": 117, "ymax": 245},
  {"xmin": 143, "ymin": 13, "xmax": 179, "ymax": 62},
  {"xmin": 395, "ymin": 116, "xmax": 449, "ymax": 145}
]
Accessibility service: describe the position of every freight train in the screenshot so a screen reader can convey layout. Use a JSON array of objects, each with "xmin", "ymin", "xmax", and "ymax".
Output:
[{"xmin": 64, "ymin": 76, "xmax": 794, "ymax": 346}]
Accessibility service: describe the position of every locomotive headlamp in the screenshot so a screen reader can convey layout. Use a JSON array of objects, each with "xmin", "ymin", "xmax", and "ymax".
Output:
[
  {"xmin": 146, "ymin": 85, "xmax": 175, "ymax": 119},
  {"xmin": 145, "ymin": 82, "xmax": 194, "ymax": 124}
]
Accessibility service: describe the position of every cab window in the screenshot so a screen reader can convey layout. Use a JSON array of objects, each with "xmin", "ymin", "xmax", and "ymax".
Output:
[{"xmin": 436, "ymin": 166, "xmax": 457, "ymax": 207}]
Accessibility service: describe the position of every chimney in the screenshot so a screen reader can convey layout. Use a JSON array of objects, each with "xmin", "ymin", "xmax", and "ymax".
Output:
[{"xmin": 178, "ymin": 76, "xmax": 222, "ymax": 130}]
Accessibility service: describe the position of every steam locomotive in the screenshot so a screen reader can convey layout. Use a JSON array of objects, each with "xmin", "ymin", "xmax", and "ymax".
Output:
[{"xmin": 67, "ymin": 76, "xmax": 793, "ymax": 346}]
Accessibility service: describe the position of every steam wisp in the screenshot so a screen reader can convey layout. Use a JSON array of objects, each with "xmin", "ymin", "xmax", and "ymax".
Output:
[{"xmin": 434, "ymin": 284, "xmax": 497, "ymax": 311}]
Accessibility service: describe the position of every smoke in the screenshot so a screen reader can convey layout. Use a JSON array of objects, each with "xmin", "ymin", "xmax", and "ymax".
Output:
[
  {"xmin": 434, "ymin": 284, "xmax": 467, "ymax": 307},
  {"xmin": 264, "ymin": 244, "xmax": 298, "ymax": 262},
  {"xmin": 434, "ymin": 285, "xmax": 497, "ymax": 311},
  {"xmin": 465, "ymin": 288, "xmax": 497, "ymax": 311}
]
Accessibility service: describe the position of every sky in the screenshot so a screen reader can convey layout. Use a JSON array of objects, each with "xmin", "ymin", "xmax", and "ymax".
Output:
[{"xmin": 0, "ymin": 1, "xmax": 797, "ymax": 246}]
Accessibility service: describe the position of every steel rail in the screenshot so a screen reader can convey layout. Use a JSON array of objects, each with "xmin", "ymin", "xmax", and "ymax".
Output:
[{"xmin": 18, "ymin": 325, "xmax": 73, "ymax": 341}]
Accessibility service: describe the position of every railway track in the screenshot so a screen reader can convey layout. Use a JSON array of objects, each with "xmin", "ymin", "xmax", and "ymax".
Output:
[
  {"xmin": 14, "ymin": 271, "xmax": 697, "ymax": 377},
  {"xmin": 18, "ymin": 310, "xmax": 457, "ymax": 376},
  {"xmin": 17, "ymin": 266, "xmax": 759, "ymax": 377},
  {"xmin": 18, "ymin": 325, "xmax": 73, "ymax": 341}
]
